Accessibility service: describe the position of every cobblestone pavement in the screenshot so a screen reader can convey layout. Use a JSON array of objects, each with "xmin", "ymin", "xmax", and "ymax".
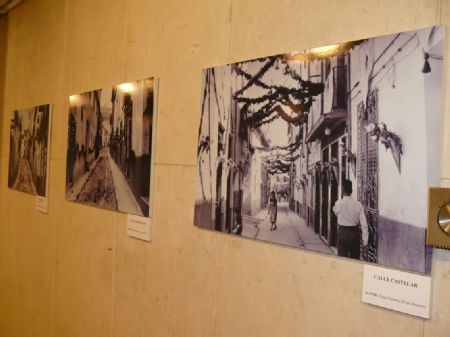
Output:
[
  {"xmin": 241, "ymin": 202, "xmax": 334, "ymax": 254},
  {"xmin": 76, "ymin": 152, "xmax": 118, "ymax": 210},
  {"xmin": 12, "ymin": 158, "xmax": 37, "ymax": 195}
]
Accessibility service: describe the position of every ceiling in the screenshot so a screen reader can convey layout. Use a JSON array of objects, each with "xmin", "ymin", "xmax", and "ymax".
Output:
[{"xmin": 0, "ymin": 0, "xmax": 24, "ymax": 15}]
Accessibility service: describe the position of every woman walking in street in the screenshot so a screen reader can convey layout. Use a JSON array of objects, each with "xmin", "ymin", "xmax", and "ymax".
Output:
[{"xmin": 268, "ymin": 191, "xmax": 278, "ymax": 231}]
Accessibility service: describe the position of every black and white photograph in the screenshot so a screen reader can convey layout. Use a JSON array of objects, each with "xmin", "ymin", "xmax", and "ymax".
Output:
[
  {"xmin": 194, "ymin": 26, "xmax": 444, "ymax": 274},
  {"xmin": 8, "ymin": 104, "xmax": 51, "ymax": 197},
  {"xmin": 66, "ymin": 78, "xmax": 155, "ymax": 217}
]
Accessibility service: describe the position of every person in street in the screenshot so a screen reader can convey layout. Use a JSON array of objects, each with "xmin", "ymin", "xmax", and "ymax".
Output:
[
  {"xmin": 268, "ymin": 191, "xmax": 278, "ymax": 231},
  {"xmin": 232, "ymin": 208, "xmax": 243, "ymax": 235},
  {"xmin": 333, "ymin": 179, "xmax": 368, "ymax": 259}
]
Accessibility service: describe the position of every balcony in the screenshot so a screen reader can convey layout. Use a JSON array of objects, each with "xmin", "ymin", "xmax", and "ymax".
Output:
[
  {"xmin": 305, "ymin": 108, "xmax": 346, "ymax": 142},
  {"xmin": 306, "ymin": 65, "xmax": 348, "ymax": 142}
]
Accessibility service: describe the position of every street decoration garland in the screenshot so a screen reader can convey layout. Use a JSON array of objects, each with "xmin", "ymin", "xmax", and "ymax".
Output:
[
  {"xmin": 197, "ymin": 135, "xmax": 210, "ymax": 157},
  {"xmin": 265, "ymin": 158, "xmax": 291, "ymax": 175},
  {"xmin": 256, "ymin": 134, "xmax": 302, "ymax": 153},
  {"xmin": 265, "ymin": 153, "xmax": 300, "ymax": 163},
  {"xmin": 264, "ymin": 153, "xmax": 301, "ymax": 175},
  {"xmin": 233, "ymin": 56, "xmax": 325, "ymax": 128},
  {"xmin": 234, "ymin": 62, "xmax": 272, "ymax": 91},
  {"xmin": 197, "ymin": 53, "xmax": 327, "ymax": 192}
]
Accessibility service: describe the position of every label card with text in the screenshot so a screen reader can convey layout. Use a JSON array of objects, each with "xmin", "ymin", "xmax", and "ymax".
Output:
[
  {"xmin": 35, "ymin": 196, "xmax": 48, "ymax": 214},
  {"xmin": 362, "ymin": 264, "xmax": 431, "ymax": 318},
  {"xmin": 127, "ymin": 214, "xmax": 151, "ymax": 242}
]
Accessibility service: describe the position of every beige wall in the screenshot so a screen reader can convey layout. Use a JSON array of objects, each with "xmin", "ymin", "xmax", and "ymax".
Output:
[
  {"xmin": 0, "ymin": 15, "xmax": 6, "ymax": 163},
  {"xmin": 0, "ymin": 0, "xmax": 449, "ymax": 336}
]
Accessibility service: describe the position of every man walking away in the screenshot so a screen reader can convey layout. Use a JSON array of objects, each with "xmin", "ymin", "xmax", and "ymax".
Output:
[{"xmin": 333, "ymin": 179, "xmax": 368, "ymax": 260}]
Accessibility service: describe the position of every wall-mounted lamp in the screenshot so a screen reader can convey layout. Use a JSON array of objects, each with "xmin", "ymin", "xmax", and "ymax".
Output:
[
  {"xmin": 422, "ymin": 53, "xmax": 431, "ymax": 73},
  {"xmin": 324, "ymin": 127, "xmax": 331, "ymax": 136},
  {"xmin": 422, "ymin": 52, "xmax": 443, "ymax": 74},
  {"xmin": 365, "ymin": 122, "xmax": 403, "ymax": 172}
]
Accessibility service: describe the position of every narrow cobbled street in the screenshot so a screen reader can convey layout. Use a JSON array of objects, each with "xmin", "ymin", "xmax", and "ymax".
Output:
[
  {"xmin": 76, "ymin": 150, "xmax": 118, "ymax": 209},
  {"xmin": 241, "ymin": 202, "xmax": 334, "ymax": 254},
  {"xmin": 12, "ymin": 158, "xmax": 37, "ymax": 195},
  {"xmin": 69, "ymin": 148, "xmax": 143, "ymax": 215}
]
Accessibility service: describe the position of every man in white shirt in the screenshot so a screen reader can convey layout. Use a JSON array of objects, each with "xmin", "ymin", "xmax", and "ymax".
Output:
[{"xmin": 333, "ymin": 179, "xmax": 369, "ymax": 260}]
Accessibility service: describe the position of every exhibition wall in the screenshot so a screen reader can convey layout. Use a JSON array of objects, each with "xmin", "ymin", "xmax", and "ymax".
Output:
[{"xmin": 0, "ymin": 1, "xmax": 449, "ymax": 337}]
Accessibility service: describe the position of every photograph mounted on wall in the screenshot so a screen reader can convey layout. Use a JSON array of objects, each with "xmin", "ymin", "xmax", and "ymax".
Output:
[
  {"xmin": 194, "ymin": 26, "xmax": 444, "ymax": 274},
  {"xmin": 8, "ymin": 104, "xmax": 51, "ymax": 197},
  {"xmin": 66, "ymin": 78, "xmax": 156, "ymax": 217}
]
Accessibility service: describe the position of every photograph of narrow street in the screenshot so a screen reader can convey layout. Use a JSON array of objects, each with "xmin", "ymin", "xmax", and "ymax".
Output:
[
  {"xmin": 66, "ymin": 78, "xmax": 155, "ymax": 217},
  {"xmin": 194, "ymin": 26, "xmax": 444, "ymax": 274},
  {"xmin": 8, "ymin": 104, "xmax": 51, "ymax": 197}
]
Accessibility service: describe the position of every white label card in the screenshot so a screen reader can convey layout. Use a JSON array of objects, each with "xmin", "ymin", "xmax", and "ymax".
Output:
[
  {"xmin": 362, "ymin": 265, "xmax": 431, "ymax": 318},
  {"xmin": 127, "ymin": 214, "xmax": 151, "ymax": 242},
  {"xmin": 35, "ymin": 196, "xmax": 48, "ymax": 214}
]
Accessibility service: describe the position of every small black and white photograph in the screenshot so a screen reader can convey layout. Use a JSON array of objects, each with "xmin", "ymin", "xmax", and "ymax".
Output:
[
  {"xmin": 194, "ymin": 26, "xmax": 444, "ymax": 274},
  {"xmin": 8, "ymin": 104, "xmax": 51, "ymax": 197},
  {"xmin": 66, "ymin": 78, "xmax": 155, "ymax": 217}
]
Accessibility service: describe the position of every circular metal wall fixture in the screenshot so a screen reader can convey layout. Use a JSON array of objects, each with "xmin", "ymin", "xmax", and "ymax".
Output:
[{"xmin": 437, "ymin": 202, "xmax": 450, "ymax": 235}]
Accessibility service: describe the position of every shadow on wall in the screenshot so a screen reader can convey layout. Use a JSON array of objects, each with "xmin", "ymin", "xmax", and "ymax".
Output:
[{"xmin": 378, "ymin": 216, "xmax": 432, "ymax": 274}]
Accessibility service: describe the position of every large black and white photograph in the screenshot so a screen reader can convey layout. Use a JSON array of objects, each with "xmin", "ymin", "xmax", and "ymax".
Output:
[
  {"xmin": 8, "ymin": 104, "xmax": 51, "ymax": 197},
  {"xmin": 194, "ymin": 26, "xmax": 444, "ymax": 274},
  {"xmin": 66, "ymin": 78, "xmax": 155, "ymax": 217}
]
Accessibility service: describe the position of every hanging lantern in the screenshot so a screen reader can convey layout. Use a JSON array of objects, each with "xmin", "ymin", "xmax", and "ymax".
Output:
[{"xmin": 422, "ymin": 53, "xmax": 431, "ymax": 74}]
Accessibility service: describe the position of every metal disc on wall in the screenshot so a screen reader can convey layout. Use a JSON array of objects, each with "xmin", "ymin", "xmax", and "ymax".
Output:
[{"xmin": 437, "ymin": 202, "xmax": 450, "ymax": 235}]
